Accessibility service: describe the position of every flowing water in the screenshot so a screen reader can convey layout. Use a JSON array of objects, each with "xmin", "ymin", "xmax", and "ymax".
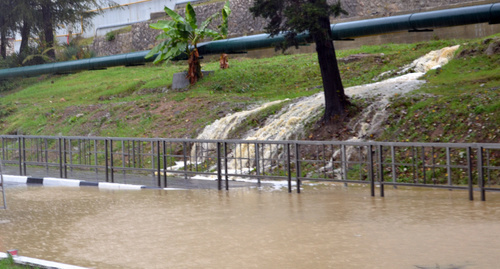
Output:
[
  {"xmin": 190, "ymin": 46, "xmax": 461, "ymax": 175},
  {"xmin": 197, "ymin": 45, "xmax": 460, "ymax": 143},
  {"xmin": 1, "ymin": 185, "xmax": 500, "ymax": 269}
]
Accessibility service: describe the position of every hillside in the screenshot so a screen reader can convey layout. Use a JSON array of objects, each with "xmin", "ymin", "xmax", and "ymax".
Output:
[{"xmin": 0, "ymin": 35, "xmax": 499, "ymax": 144}]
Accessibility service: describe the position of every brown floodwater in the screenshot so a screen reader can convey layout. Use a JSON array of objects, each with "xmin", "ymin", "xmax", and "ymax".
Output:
[{"xmin": 1, "ymin": 184, "xmax": 500, "ymax": 269}]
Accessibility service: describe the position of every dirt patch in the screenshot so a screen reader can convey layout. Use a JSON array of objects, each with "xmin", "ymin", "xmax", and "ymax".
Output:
[
  {"xmin": 55, "ymin": 96, "xmax": 251, "ymax": 138},
  {"xmin": 305, "ymin": 101, "xmax": 364, "ymax": 141},
  {"xmin": 457, "ymin": 48, "xmax": 482, "ymax": 58},
  {"xmin": 456, "ymin": 38, "xmax": 500, "ymax": 58},
  {"xmin": 338, "ymin": 53, "xmax": 382, "ymax": 64},
  {"xmin": 485, "ymin": 39, "xmax": 500, "ymax": 56}
]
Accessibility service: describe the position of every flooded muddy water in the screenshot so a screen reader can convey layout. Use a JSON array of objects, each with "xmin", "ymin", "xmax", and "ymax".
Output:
[{"xmin": 1, "ymin": 185, "xmax": 500, "ymax": 269}]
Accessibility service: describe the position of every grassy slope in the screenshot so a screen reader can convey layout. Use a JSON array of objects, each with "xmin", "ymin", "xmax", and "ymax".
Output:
[
  {"xmin": 0, "ymin": 36, "xmax": 498, "ymax": 143},
  {"xmin": 379, "ymin": 38, "xmax": 500, "ymax": 143}
]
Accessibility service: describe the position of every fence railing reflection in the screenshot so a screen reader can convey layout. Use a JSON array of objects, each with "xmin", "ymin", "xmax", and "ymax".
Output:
[{"xmin": 1, "ymin": 135, "xmax": 498, "ymax": 200}]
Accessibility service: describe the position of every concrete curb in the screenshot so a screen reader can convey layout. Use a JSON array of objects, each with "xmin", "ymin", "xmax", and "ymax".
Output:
[
  {"xmin": 2, "ymin": 175, "xmax": 182, "ymax": 190},
  {"xmin": 0, "ymin": 252, "xmax": 88, "ymax": 269}
]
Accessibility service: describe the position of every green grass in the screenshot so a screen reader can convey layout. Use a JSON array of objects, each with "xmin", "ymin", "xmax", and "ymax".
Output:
[
  {"xmin": 0, "ymin": 256, "xmax": 38, "ymax": 269},
  {"xmin": 379, "ymin": 36, "xmax": 500, "ymax": 143},
  {"xmin": 0, "ymin": 35, "xmax": 498, "ymax": 142}
]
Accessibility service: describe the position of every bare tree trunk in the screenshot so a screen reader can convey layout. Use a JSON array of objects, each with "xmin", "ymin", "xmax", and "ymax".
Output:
[
  {"xmin": 0, "ymin": 23, "xmax": 6, "ymax": 59},
  {"xmin": 313, "ymin": 15, "xmax": 348, "ymax": 122},
  {"xmin": 41, "ymin": 1, "xmax": 56, "ymax": 59},
  {"xmin": 220, "ymin": 53, "xmax": 229, "ymax": 69},
  {"xmin": 187, "ymin": 48, "xmax": 202, "ymax": 85},
  {"xmin": 19, "ymin": 20, "xmax": 31, "ymax": 56}
]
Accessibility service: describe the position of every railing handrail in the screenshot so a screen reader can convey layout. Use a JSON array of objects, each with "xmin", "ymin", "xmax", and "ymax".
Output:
[{"xmin": 1, "ymin": 134, "xmax": 498, "ymax": 149}]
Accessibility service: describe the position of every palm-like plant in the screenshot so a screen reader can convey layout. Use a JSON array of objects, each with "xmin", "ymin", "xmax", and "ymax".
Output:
[{"xmin": 146, "ymin": 1, "xmax": 230, "ymax": 85}]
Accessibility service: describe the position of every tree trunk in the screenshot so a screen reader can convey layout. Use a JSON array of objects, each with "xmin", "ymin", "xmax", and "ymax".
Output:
[
  {"xmin": 220, "ymin": 53, "xmax": 229, "ymax": 69},
  {"xmin": 313, "ymin": 15, "xmax": 348, "ymax": 122},
  {"xmin": 0, "ymin": 22, "xmax": 6, "ymax": 59},
  {"xmin": 187, "ymin": 48, "xmax": 202, "ymax": 85},
  {"xmin": 19, "ymin": 20, "xmax": 31, "ymax": 57},
  {"xmin": 41, "ymin": 2, "xmax": 56, "ymax": 59}
]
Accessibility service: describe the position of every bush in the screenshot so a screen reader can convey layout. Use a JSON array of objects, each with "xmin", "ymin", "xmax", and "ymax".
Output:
[
  {"xmin": 106, "ymin": 31, "xmax": 115, "ymax": 42},
  {"xmin": 58, "ymin": 43, "xmax": 96, "ymax": 61}
]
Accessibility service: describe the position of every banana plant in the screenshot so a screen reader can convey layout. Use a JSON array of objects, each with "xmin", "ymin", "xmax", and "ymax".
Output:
[{"xmin": 146, "ymin": 1, "xmax": 230, "ymax": 85}]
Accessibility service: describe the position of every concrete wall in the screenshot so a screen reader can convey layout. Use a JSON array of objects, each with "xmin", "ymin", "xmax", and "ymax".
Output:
[
  {"xmin": 89, "ymin": 0, "xmax": 177, "ymax": 38},
  {"xmin": 91, "ymin": 0, "xmax": 500, "ymax": 56}
]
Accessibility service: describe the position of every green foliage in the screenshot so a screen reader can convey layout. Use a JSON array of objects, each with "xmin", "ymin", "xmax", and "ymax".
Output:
[
  {"xmin": 58, "ymin": 43, "xmax": 96, "ymax": 61},
  {"xmin": 250, "ymin": 0, "xmax": 349, "ymax": 121},
  {"xmin": 146, "ymin": 1, "xmax": 230, "ymax": 64},
  {"xmin": 104, "ymin": 26, "xmax": 131, "ymax": 43},
  {"xmin": 3, "ymin": 0, "xmax": 118, "ymax": 64},
  {"xmin": 250, "ymin": 0, "xmax": 346, "ymax": 50},
  {"xmin": 22, "ymin": 46, "xmax": 60, "ymax": 65},
  {"xmin": 218, "ymin": 0, "xmax": 232, "ymax": 39},
  {"xmin": 16, "ymin": 45, "xmax": 50, "ymax": 66},
  {"xmin": 0, "ymin": 102, "xmax": 17, "ymax": 118},
  {"xmin": 379, "ymin": 37, "xmax": 500, "ymax": 144},
  {"xmin": 0, "ymin": 254, "xmax": 38, "ymax": 268},
  {"xmin": 105, "ymin": 31, "xmax": 116, "ymax": 41}
]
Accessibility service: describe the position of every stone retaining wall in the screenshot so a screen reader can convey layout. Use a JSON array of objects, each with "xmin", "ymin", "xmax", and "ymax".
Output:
[{"xmin": 92, "ymin": 0, "xmax": 494, "ymax": 56}]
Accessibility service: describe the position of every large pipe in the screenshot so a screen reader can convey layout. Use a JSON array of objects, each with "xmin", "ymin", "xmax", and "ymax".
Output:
[{"xmin": 0, "ymin": 3, "xmax": 498, "ymax": 80}]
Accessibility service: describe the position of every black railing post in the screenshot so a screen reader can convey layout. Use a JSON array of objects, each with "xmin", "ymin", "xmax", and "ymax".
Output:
[
  {"xmin": 94, "ymin": 139, "xmax": 98, "ymax": 177},
  {"xmin": 163, "ymin": 140, "xmax": 167, "ymax": 188},
  {"xmin": 467, "ymin": 147, "xmax": 473, "ymax": 201},
  {"xmin": 63, "ymin": 138, "xmax": 68, "ymax": 178},
  {"xmin": 342, "ymin": 144, "xmax": 347, "ymax": 187},
  {"xmin": 446, "ymin": 147, "xmax": 452, "ymax": 186},
  {"xmin": 412, "ymin": 146, "xmax": 417, "ymax": 183},
  {"xmin": 224, "ymin": 142, "xmax": 229, "ymax": 191},
  {"xmin": 183, "ymin": 142, "xmax": 188, "ymax": 180},
  {"xmin": 217, "ymin": 142, "xmax": 222, "ymax": 190},
  {"xmin": 105, "ymin": 139, "xmax": 109, "ymax": 183},
  {"xmin": 1, "ymin": 137, "xmax": 4, "ymax": 161},
  {"xmin": 478, "ymin": 146, "xmax": 485, "ymax": 201},
  {"xmin": 295, "ymin": 143, "xmax": 301, "ymax": 194},
  {"xmin": 110, "ymin": 139, "xmax": 114, "ymax": 183},
  {"xmin": 422, "ymin": 146, "xmax": 426, "ymax": 184},
  {"xmin": 287, "ymin": 143, "xmax": 292, "ymax": 193},
  {"xmin": 58, "ymin": 138, "xmax": 63, "ymax": 178},
  {"xmin": 22, "ymin": 136, "xmax": 27, "ymax": 176},
  {"xmin": 391, "ymin": 145, "xmax": 397, "ymax": 189},
  {"xmin": 368, "ymin": 145, "xmax": 375, "ymax": 197},
  {"xmin": 18, "ymin": 136, "xmax": 23, "ymax": 176},
  {"xmin": 378, "ymin": 145, "xmax": 384, "ymax": 198},
  {"xmin": 68, "ymin": 138, "xmax": 72, "ymax": 176},
  {"xmin": 132, "ymin": 140, "xmax": 136, "ymax": 168},
  {"xmin": 157, "ymin": 140, "xmax": 161, "ymax": 188},
  {"xmin": 44, "ymin": 138, "xmax": 49, "ymax": 173},
  {"xmin": 255, "ymin": 143, "xmax": 260, "ymax": 186}
]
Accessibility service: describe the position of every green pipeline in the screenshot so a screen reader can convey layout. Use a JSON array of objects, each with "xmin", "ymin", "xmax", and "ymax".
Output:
[{"xmin": 0, "ymin": 3, "xmax": 498, "ymax": 80}]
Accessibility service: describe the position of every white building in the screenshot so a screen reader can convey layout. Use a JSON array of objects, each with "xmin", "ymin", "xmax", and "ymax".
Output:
[{"xmin": 13, "ymin": 0, "xmax": 191, "ymax": 53}]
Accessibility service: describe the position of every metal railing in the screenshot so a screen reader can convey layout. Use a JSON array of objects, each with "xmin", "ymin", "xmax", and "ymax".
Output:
[
  {"xmin": 0, "ymin": 157, "xmax": 6, "ymax": 209},
  {"xmin": 0, "ymin": 135, "xmax": 499, "ymax": 200}
]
